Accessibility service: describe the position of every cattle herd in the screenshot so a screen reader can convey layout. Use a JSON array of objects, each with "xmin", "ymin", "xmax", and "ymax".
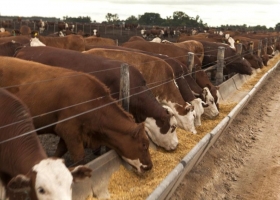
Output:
[{"xmin": 0, "ymin": 22, "xmax": 279, "ymax": 199}]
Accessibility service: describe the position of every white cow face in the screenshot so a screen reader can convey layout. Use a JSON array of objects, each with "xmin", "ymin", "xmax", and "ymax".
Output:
[
  {"xmin": 162, "ymin": 100, "xmax": 197, "ymax": 134},
  {"xmin": 144, "ymin": 105, "xmax": 178, "ymax": 151},
  {"xmin": 202, "ymin": 87, "xmax": 219, "ymax": 118},
  {"xmin": 150, "ymin": 37, "xmax": 161, "ymax": 43},
  {"xmin": 93, "ymin": 29, "xmax": 97, "ymax": 35},
  {"xmin": 30, "ymin": 38, "xmax": 46, "ymax": 47},
  {"xmin": 33, "ymin": 159, "xmax": 73, "ymax": 200},
  {"xmin": 7, "ymin": 158, "xmax": 92, "ymax": 200},
  {"xmin": 191, "ymin": 98, "xmax": 205, "ymax": 127},
  {"xmin": 59, "ymin": 31, "xmax": 65, "ymax": 37}
]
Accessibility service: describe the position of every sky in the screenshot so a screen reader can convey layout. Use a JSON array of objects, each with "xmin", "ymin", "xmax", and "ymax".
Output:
[{"xmin": 1, "ymin": 0, "xmax": 279, "ymax": 28}]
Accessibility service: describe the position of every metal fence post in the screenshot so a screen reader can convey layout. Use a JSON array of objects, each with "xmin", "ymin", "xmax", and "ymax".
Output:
[
  {"xmin": 215, "ymin": 46, "xmax": 225, "ymax": 85},
  {"xmin": 249, "ymin": 41, "xmax": 254, "ymax": 55},
  {"xmin": 187, "ymin": 52, "xmax": 194, "ymax": 78},
  {"xmin": 119, "ymin": 63, "xmax": 130, "ymax": 112},
  {"xmin": 236, "ymin": 43, "xmax": 243, "ymax": 55},
  {"xmin": 258, "ymin": 40, "xmax": 262, "ymax": 57},
  {"xmin": 264, "ymin": 38, "xmax": 268, "ymax": 55}
]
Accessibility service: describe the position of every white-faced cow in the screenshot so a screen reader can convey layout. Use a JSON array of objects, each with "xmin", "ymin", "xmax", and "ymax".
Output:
[
  {"xmin": 29, "ymin": 31, "xmax": 85, "ymax": 51},
  {"xmin": 14, "ymin": 46, "xmax": 179, "ymax": 151},
  {"xmin": 0, "ymin": 88, "xmax": 92, "ymax": 200},
  {"xmin": 83, "ymin": 48, "xmax": 197, "ymax": 134},
  {"xmin": 81, "ymin": 45, "xmax": 211, "ymax": 127},
  {"xmin": 0, "ymin": 56, "xmax": 153, "ymax": 173},
  {"xmin": 36, "ymin": 19, "xmax": 46, "ymax": 34},
  {"xmin": 92, "ymin": 29, "xmax": 100, "ymax": 37}
]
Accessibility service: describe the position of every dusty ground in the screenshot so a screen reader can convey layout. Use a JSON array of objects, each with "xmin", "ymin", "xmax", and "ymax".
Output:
[{"xmin": 171, "ymin": 66, "xmax": 280, "ymax": 200}]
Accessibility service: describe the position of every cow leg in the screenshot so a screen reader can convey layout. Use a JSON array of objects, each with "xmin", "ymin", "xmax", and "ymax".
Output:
[
  {"xmin": 55, "ymin": 123, "xmax": 85, "ymax": 165},
  {"xmin": 54, "ymin": 138, "xmax": 68, "ymax": 157}
]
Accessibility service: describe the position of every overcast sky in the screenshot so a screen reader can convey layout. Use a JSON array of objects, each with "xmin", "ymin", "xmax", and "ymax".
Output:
[{"xmin": 1, "ymin": 0, "xmax": 279, "ymax": 28}]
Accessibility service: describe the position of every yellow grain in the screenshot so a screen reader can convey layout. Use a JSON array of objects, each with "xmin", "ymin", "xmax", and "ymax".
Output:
[{"xmin": 87, "ymin": 54, "xmax": 280, "ymax": 200}]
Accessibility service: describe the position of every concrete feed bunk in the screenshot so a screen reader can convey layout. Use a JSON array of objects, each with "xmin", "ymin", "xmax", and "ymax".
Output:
[{"xmin": 75, "ymin": 56, "xmax": 280, "ymax": 200}]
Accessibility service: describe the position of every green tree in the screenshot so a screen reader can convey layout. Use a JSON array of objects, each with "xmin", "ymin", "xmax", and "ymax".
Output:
[
  {"xmin": 138, "ymin": 12, "xmax": 163, "ymax": 25},
  {"xmin": 126, "ymin": 15, "xmax": 138, "ymax": 24},
  {"xmin": 275, "ymin": 23, "xmax": 280, "ymax": 32},
  {"xmin": 173, "ymin": 11, "xmax": 188, "ymax": 20},
  {"xmin": 63, "ymin": 15, "xmax": 91, "ymax": 23},
  {"xmin": 105, "ymin": 13, "xmax": 119, "ymax": 23}
]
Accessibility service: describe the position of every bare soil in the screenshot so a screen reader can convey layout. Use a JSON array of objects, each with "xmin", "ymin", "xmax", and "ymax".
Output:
[{"xmin": 171, "ymin": 66, "xmax": 280, "ymax": 200}]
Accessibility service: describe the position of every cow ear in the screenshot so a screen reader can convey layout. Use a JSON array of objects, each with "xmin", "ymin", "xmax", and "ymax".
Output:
[
  {"xmin": 69, "ymin": 166, "xmax": 92, "ymax": 182},
  {"xmin": 7, "ymin": 174, "xmax": 31, "ymax": 192},
  {"xmin": 202, "ymin": 101, "xmax": 209, "ymax": 107},
  {"xmin": 132, "ymin": 123, "xmax": 144, "ymax": 138},
  {"xmin": 185, "ymin": 104, "xmax": 194, "ymax": 112}
]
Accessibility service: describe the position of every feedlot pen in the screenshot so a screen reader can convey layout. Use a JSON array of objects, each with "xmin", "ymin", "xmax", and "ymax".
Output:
[{"xmin": 39, "ymin": 55, "xmax": 280, "ymax": 200}]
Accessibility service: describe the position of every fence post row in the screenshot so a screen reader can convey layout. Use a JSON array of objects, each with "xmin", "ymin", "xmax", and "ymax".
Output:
[
  {"xmin": 249, "ymin": 41, "xmax": 254, "ymax": 55},
  {"xmin": 236, "ymin": 43, "xmax": 243, "ymax": 55},
  {"xmin": 187, "ymin": 52, "xmax": 195, "ymax": 79},
  {"xmin": 264, "ymin": 38, "xmax": 268, "ymax": 55},
  {"xmin": 258, "ymin": 40, "xmax": 262, "ymax": 57},
  {"xmin": 215, "ymin": 46, "xmax": 225, "ymax": 85},
  {"xmin": 119, "ymin": 63, "xmax": 130, "ymax": 112}
]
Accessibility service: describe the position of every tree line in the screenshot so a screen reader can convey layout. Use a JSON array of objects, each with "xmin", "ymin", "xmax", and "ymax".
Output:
[{"xmin": 1, "ymin": 11, "xmax": 280, "ymax": 32}]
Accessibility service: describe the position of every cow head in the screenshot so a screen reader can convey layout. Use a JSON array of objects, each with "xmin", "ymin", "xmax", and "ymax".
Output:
[
  {"xmin": 244, "ymin": 54, "xmax": 263, "ymax": 69},
  {"xmin": 117, "ymin": 123, "xmax": 152, "ymax": 173},
  {"xmin": 201, "ymin": 87, "xmax": 219, "ymax": 118},
  {"xmin": 7, "ymin": 158, "xmax": 92, "ymax": 200},
  {"xmin": 173, "ymin": 102, "xmax": 197, "ymax": 134},
  {"xmin": 261, "ymin": 54, "xmax": 270, "ymax": 66},
  {"xmin": 30, "ymin": 38, "xmax": 46, "ymax": 47},
  {"xmin": 267, "ymin": 45, "xmax": 275, "ymax": 57},
  {"xmin": 150, "ymin": 37, "xmax": 161, "ymax": 43},
  {"xmin": 140, "ymin": 29, "xmax": 147, "ymax": 38},
  {"xmin": 190, "ymin": 98, "xmax": 205, "ymax": 127},
  {"xmin": 144, "ymin": 105, "xmax": 178, "ymax": 151},
  {"xmin": 226, "ymin": 55, "xmax": 253, "ymax": 75}
]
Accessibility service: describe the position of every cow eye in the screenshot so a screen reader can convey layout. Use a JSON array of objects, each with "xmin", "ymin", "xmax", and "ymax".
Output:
[
  {"xmin": 143, "ymin": 142, "xmax": 148, "ymax": 150},
  {"xmin": 171, "ymin": 125, "xmax": 177, "ymax": 133},
  {"xmin": 38, "ymin": 187, "xmax": 45, "ymax": 194}
]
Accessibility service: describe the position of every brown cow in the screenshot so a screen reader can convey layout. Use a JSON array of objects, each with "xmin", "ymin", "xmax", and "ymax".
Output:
[
  {"xmin": 0, "ymin": 56, "xmax": 153, "ymax": 173},
  {"xmin": 83, "ymin": 48, "xmax": 197, "ymax": 134},
  {"xmin": 164, "ymin": 40, "xmax": 205, "ymax": 64},
  {"xmin": 127, "ymin": 36, "xmax": 146, "ymax": 42},
  {"xmin": 30, "ymin": 32, "xmax": 85, "ymax": 51},
  {"xmin": 122, "ymin": 40, "xmax": 202, "ymax": 70},
  {"xmin": 198, "ymin": 41, "xmax": 253, "ymax": 75},
  {"xmin": 0, "ymin": 41, "xmax": 24, "ymax": 56},
  {"xmin": 230, "ymin": 35, "xmax": 274, "ymax": 66},
  {"xmin": 0, "ymin": 88, "xmax": 91, "ymax": 200},
  {"xmin": 193, "ymin": 70, "xmax": 221, "ymax": 110},
  {"xmin": 14, "ymin": 46, "xmax": 178, "ymax": 150},
  {"xmin": 140, "ymin": 29, "xmax": 164, "ymax": 39},
  {"xmin": 0, "ymin": 35, "xmax": 30, "ymax": 45},
  {"xmin": 11, "ymin": 29, "xmax": 21, "ymax": 36},
  {"xmin": 81, "ymin": 45, "xmax": 219, "ymax": 120},
  {"xmin": 176, "ymin": 34, "xmax": 263, "ymax": 69},
  {"xmin": 19, "ymin": 25, "xmax": 31, "ymax": 35},
  {"xmin": 0, "ymin": 31, "xmax": 11, "ymax": 37},
  {"xmin": 84, "ymin": 36, "xmax": 116, "ymax": 47}
]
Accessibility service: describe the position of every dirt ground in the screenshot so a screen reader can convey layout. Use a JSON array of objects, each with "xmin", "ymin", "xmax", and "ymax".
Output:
[{"xmin": 171, "ymin": 66, "xmax": 280, "ymax": 200}]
